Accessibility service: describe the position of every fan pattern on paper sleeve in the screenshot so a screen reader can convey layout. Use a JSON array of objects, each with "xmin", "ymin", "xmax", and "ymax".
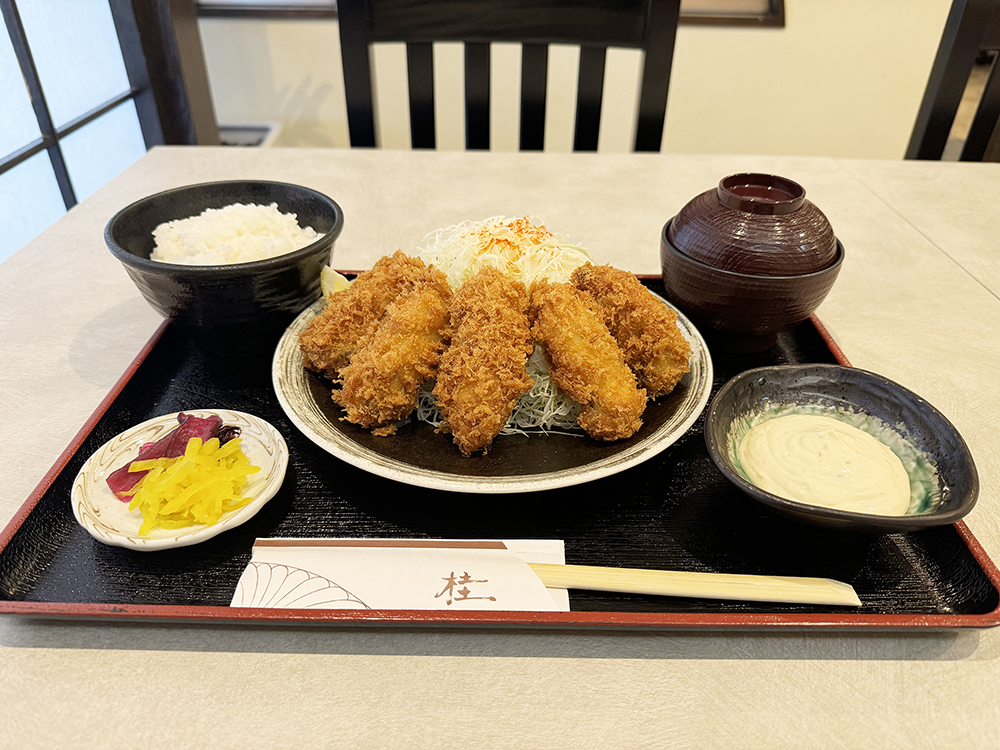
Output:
[{"xmin": 235, "ymin": 562, "xmax": 370, "ymax": 609}]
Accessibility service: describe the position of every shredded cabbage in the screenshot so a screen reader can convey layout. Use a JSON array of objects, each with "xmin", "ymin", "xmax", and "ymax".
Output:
[
  {"xmin": 413, "ymin": 217, "xmax": 590, "ymax": 436},
  {"xmin": 417, "ymin": 345, "xmax": 583, "ymax": 437},
  {"xmin": 416, "ymin": 216, "xmax": 591, "ymax": 289}
]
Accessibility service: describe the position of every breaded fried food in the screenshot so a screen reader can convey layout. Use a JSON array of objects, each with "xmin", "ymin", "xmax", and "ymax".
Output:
[
  {"xmin": 333, "ymin": 267, "xmax": 452, "ymax": 435},
  {"xmin": 433, "ymin": 266, "xmax": 534, "ymax": 455},
  {"xmin": 528, "ymin": 280, "xmax": 646, "ymax": 441},
  {"xmin": 299, "ymin": 251, "xmax": 432, "ymax": 378},
  {"xmin": 571, "ymin": 263, "xmax": 691, "ymax": 399}
]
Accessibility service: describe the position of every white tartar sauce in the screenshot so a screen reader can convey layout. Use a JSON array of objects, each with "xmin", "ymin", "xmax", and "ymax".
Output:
[{"xmin": 737, "ymin": 414, "xmax": 911, "ymax": 516}]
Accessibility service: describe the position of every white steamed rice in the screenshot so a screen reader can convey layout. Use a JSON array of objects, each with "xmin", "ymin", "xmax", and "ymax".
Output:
[{"xmin": 151, "ymin": 202, "xmax": 320, "ymax": 265}]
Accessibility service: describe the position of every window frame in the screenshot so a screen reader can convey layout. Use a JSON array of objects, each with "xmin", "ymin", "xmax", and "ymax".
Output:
[{"xmin": 0, "ymin": 0, "xmax": 215, "ymax": 213}]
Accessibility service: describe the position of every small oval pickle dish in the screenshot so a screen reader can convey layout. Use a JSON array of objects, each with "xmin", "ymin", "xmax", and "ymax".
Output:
[{"xmin": 72, "ymin": 409, "xmax": 288, "ymax": 551}]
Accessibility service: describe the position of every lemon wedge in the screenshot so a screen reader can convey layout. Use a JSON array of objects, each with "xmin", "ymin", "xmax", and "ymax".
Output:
[{"xmin": 321, "ymin": 265, "xmax": 351, "ymax": 298}]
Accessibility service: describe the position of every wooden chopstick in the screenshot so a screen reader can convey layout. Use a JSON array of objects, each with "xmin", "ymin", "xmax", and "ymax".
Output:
[{"xmin": 527, "ymin": 562, "xmax": 862, "ymax": 607}]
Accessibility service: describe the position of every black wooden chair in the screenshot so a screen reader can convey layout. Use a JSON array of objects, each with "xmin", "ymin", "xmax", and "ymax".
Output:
[
  {"xmin": 907, "ymin": 0, "xmax": 1000, "ymax": 161},
  {"xmin": 337, "ymin": 0, "xmax": 681, "ymax": 152}
]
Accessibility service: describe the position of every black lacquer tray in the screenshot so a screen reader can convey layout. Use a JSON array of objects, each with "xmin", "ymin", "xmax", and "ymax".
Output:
[{"xmin": 2, "ymin": 278, "xmax": 998, "ymax": 629}]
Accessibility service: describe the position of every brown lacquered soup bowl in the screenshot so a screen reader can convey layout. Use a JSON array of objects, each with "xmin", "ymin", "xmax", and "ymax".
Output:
[
  {"xmin": 660, "ymin": 220, "xmax": 844, "ymax": 352},
  {"xmin": 667, "ymin": 173, "xmax": 838, "ymax": 276}
]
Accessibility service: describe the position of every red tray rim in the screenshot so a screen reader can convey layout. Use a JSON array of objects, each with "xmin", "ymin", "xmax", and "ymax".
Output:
[{"xmin": 2, "ymin": 276, "xmax": 998, "ymax": 630}]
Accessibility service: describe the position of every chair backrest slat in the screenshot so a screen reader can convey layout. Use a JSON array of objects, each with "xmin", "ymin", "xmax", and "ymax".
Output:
[
  {"xmin": 520, "ymin": 44, "xmax": 549, "ymax": 151},
  {"xmin": 574, "ymin": 46, "xmax": 608, "ymax": 152},
  {"xmin": 368, "ymin": 0, "xmax": 650, "ymax": 47},
  {"xmin": 964, "ymin": 59, "xmax": 1000, "ymax": 160},
  {"xmin": 465, "ymin": 42, "xmax": 491, "ymax": 150},
  {"xmin": 406, "ymin": 42, "xmax": 435, "ymax": 149},
  {"xmin": 635, "ymin": 0, "xmax": 681, "ymax": 152},
  {"xmin": 339, "ymin": 0, "xmax": 378, "ymax": 148}
]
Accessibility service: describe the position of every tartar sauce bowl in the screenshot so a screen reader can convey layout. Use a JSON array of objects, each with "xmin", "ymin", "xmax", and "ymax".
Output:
[{"xmin": 704, "ymin": 364, "xmax": 979, "ymax": 532}]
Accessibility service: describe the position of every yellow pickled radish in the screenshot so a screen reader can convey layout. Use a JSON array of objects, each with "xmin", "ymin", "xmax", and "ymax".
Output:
[{"xmin": 124, "ymin": 436, "xmax": 261, "ymax": 536}]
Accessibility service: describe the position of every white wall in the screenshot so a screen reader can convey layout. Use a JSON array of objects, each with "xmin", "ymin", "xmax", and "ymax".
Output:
[{"xmin": 199, "ymin": 0, "xmax": 953, "ymax": 159}]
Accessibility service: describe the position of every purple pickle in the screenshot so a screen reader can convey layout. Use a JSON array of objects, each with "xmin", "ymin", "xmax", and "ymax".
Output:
[{"xmin": 105, "ymin": 413, "xmax": 224, "ymax": 501}]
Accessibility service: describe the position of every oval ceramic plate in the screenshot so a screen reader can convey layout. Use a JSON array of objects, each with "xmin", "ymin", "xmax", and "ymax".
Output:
[
  {"xmin": 273, "ymin": 293, "xmax": 713, "ymax": 493},
  {"xmin": 72, "ymin": 409, "xmax": 289, "ymax": 550}
]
